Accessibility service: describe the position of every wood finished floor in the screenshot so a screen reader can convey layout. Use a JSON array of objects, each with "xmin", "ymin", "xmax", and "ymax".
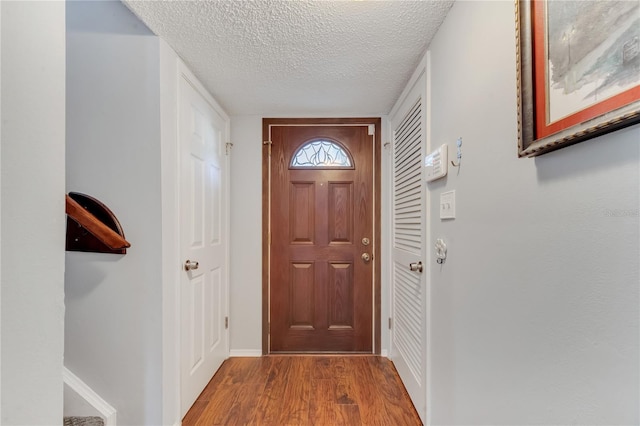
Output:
[{"xmin": 182, "ymin": 356, "xmax": 422, "ymax": 426}]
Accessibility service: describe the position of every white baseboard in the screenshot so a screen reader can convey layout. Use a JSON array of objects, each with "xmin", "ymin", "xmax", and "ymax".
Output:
[
  {"xmin": 63, "ymin": 367, "xmax": 117, "ymax": 426},
  {"xmin": 229, "ymin": 349, "xmax": 263, "ymax": 357},
  {"xmin": 380, "ymin": 349, "xmax": 389, "ymax": 357}
]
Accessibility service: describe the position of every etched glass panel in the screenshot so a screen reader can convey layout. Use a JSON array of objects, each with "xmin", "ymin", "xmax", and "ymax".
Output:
[{"xmin": 291, "ymin": 140, "xmax": 352, "ymax": 168}]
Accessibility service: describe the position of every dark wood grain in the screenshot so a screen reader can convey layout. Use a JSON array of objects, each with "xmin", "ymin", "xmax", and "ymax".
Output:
[
  {"xmin": 268, "ymin": 124, "xmax": 374, "ymax": 352},
  {"xmin": 262, "ymin": 118, "xmax": 382, "ymax": 355},
  {"xmin": 183, "ymin": 356, "xmax": 422, "ymax": 426},
  {"xmin": 65, "ymin": 194, "xmax": 130, "ymax": 251}
]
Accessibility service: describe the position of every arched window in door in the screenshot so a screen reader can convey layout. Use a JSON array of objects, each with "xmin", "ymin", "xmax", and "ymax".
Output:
[{"xmin": 290, "ymin": 139, "xmax": 354, "ymax": 169}]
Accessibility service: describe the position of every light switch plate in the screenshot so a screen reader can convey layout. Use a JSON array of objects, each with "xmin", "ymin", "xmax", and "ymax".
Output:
[{"xmin": 440, "ymin": 190, "xmax": 455, "ymax": 219}]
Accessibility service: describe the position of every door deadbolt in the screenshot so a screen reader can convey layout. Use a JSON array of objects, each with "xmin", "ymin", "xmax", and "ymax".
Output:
[
  {"xmin": 362, "ymin": 237, "xmax": 370, "ymax": 246},
  {"xmin": 184, "ymin": 259, "xmax": 199, "ymax": 271}
]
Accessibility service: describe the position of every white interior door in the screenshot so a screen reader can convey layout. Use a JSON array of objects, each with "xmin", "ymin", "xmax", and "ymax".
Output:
[
  {"xmin": 390, "ymin": 79, "xmax": 428, "ymax": 422},
  {"xmin": 179, "ymin": 73, "xmax": 228, "ymax": 416}
]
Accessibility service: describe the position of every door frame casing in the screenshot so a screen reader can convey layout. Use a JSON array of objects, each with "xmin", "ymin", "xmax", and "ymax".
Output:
[{"xmin": 262, "ymin": 117, "xmax": 382, "ymax": 354}]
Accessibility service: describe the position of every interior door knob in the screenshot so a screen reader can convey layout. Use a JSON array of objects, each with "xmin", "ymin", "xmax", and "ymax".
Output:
[
  {"xmin": 361, "ymin": 253, "xmax": 371, "ymax": 262},
  {"xmin": 184, "ymin": 259, "xmax": 199, "ymax": 271},
  {"xmin": 409, "ymin": 261, "xmax": 423, "ymax": 273}
]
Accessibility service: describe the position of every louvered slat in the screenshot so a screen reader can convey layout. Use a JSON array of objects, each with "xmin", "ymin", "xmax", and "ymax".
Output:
[
  {"xmin": 392, "ymin": 98, "xmax": 423, "ymax": 385},
  {"xmin": 393, "ymin": 99, "xmax": 422, "ymax": 254},
  {"xmin": 393, "ymin": 261, "xmax": 422, "ymax": 383}
]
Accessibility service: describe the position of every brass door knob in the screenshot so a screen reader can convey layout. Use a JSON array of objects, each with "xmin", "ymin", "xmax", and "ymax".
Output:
[{"xmin": 361, "ymin": 253, "xmax": 371, "ymax": 262}]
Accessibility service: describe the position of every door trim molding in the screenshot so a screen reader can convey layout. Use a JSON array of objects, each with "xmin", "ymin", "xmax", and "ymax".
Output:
[{"xmin": 262, "ymin": 117, "xmax": 382, "ymax": 355}]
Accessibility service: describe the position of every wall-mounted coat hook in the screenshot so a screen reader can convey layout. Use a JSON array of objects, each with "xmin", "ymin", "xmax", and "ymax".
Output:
[
  {"xmin": 451, "ymin": 137, "xmax": 462, "ymax": 167},
  {"xmin": 65, "ymin": 192, "xmax": 130, "ymax": 254}
]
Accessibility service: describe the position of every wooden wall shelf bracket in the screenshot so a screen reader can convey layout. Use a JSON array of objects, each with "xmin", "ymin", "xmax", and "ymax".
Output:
[{"xmin": 65, "ymin": 192, "xmax": 131, "ymax": 254}]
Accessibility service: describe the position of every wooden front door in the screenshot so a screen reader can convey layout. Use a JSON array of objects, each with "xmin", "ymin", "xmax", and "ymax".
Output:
[{"xmin": 265, "ymin": 120, "xmax": 379, "ymax": 353}]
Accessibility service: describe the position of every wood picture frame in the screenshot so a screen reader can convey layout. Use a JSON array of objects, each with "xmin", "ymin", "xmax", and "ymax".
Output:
[{"xmin": 516, "ymin": 0, "xmax": 640, "ymax": 157}]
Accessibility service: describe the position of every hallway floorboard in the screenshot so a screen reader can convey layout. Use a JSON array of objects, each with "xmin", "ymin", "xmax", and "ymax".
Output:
[{"xmin": 182, "ymin": 356, "xmax": 422, "ymax": 425}]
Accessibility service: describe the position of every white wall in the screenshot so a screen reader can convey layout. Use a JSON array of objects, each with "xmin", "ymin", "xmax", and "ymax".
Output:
[
  {"xmin": 1, "ymin": 2, "xmax": 3, "ymax": 418},
  {"xmin": 0, "ymin": 1, "xmax": 66, "ymax": 424},
  {"xmin": 158, "ymin": 39, "xmax": 181, "ymax": 426},
  {"xmin": 65, "ymin": 2, "xmax": 164, "ymax": 424},
  {"xmin": 425, "ymin": 1, "xmax": 639, "ymax": 424},
  {"xmin": 229, "ymin": 116, "xmax": 265, "ymax": 353},
  {"xmin": 229, "ymin": 115, "xmax": 391, "ymax": 354}
]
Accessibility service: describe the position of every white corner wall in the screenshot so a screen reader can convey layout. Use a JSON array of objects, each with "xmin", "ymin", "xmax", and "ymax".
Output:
[
  {"xmin": 0, "ymin": 2, "xmax": 3, "ymax": 419},
  {"xmin": 229, "ymin": 115, "xmax": 264, "ymax": 354},
  {"xmin": 425, "ymin": 1, "xmax": 639, "ymax": 424},
  {"xmin": 65, "ymin": 2, "xmax": 163, "ymax": 424},
  {"xmin": 1, "ymin": 1, "xmax": 66, "ymax": 424}
]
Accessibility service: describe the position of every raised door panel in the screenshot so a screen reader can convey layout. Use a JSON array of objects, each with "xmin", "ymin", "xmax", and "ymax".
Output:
[
  {"xmin": 328, "ymin": 262, "xmax": 354, "ymax": 329},
  {"xmin": 186, "ymin": 273, "xmax": 205, "ymax": 372},
  {"xmin": 290, "ymin": 182, "xmax": 315, "ymax": 244},
  {"xmin": 188, "ymin": 138, "xmax": 205, "ymax": 249},
  {"xmin": 290, "ymin": 262, "xmax": 315, "ymax": 329},
  {"xmin": 328, "ymin": 182, "xmax": 353, "ymax": 244}
]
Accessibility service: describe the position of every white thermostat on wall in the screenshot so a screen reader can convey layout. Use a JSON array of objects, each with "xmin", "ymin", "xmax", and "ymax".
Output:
[{"xmin": 424, "ymin": 144, "xmax": 448, "ymax": 182}]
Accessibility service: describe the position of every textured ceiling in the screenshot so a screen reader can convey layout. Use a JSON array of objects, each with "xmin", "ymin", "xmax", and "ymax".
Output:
[{"xmin": 122, "ymin": 0, "xmax": 454, "ymax": 116}]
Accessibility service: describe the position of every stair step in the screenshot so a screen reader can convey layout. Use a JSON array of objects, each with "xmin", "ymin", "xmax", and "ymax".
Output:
[{"xmin": 63, "ymin": 416, "xmax": 104, "ymax": 426}]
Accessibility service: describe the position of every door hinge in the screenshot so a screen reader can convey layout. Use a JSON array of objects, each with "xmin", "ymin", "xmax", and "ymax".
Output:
[
  {"xmin": 225, "ymin": 316, "xmax": 229, "ymax": 329},
  {"xmin": 388, "ymin": 317, "xmax": 393, "ymax": 329},
  {"xmin": 225, "ymin": 142, "xmax": 233, "ymax": 155}
]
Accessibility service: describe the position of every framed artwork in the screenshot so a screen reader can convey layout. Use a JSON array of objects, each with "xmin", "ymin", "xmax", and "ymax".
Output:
[{"xmin": 517, "ymin": 0, "xmax": 640, "ymax": 157}]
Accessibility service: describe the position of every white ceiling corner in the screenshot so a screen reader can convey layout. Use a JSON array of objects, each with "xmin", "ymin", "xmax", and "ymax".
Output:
[{"xmin": 122, "ymin": 0, "xmax": 454, "ymax": 116}]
